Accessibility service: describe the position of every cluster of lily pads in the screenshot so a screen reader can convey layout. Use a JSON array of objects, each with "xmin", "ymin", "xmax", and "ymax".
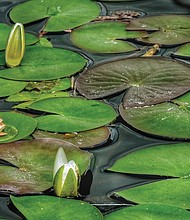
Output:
[{"xmin": 0, "ymin": 0, "xmax": 190, "ymax": 219}]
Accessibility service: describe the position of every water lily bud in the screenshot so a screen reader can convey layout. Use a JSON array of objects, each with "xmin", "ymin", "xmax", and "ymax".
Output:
[
  {"xmin": 53, "ymin": 160, "xmax": 80, "ymax": 197},
  {"xmin": 53, "ymin": 147, "xmax": 68, "ymax": 179},
  {"xmin": 5, "ymin": 23, "xmax": 25, "ymax": 67}
]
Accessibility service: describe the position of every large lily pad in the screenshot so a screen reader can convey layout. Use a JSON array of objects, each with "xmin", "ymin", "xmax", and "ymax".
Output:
[
  {"xmin": 127, "ymin": 15, "xmax": 190, "ymax": 45},
  {"xmin": 77, "ymin": 57, "xmax": 190, "ymax": 108},
  {"xmin": 0, "ymin": 23, "xmax": 38, "ymax": 51},
  {"xmin": 0, "ymin": 78, "xmax": 27, "ymax": 98},
  {"xmin": 0, "ymin": 111, "xmax": 37, "ymax": 143},
  {"xmin": 104, "ymin": 204, "xmax": 190, "ymax": 220},
  {"xmin": 11, "ymin": 195, "xmax": 103, "ymax": 220},
  {"xmin": 9, "ymin": 0, "xmax": 100, "ymax": 32},
  {"xmin": 119, "ymin": 94, "xmax": 190, "ymax": 139},
  {"xmin": 33, "ymin": 126, "xmax": 110, "ymax": 149},
  {"xmin": 28, "ymin": 97, "xmax": 117, "ymax": 132},
  {"xmin": 70, "ymin": 21, "xmax": 146, "ymax": 53},
  {"xmin": 0, "ymin": 139, "xmax": 92, "ymax": 194},
  {"xmin": 0, "ymin": 45, "xmax": 86, "ymax": 81}
]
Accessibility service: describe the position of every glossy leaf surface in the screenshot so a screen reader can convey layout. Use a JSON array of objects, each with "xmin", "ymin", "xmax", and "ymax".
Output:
[
  {"xmin": 0, "ymin": 46, "xmax": 86, "ymax": 81},
  {"xmin": 77, "ymin": 57, "xmax": 190, "ymax": 108},
  {"xmin": 0, "ymin": 139, "xmax": 92, "ymax": 194},
  {"xmin": 9, "ymin": 0, "xmax": 100, "ymax": 32},
  {"xmin": 33, "ymin": 126, "xmax": 110, "ymax": 149},
  {"xmin": 0, "ymin": 78, "xmax": 27, "ymax": 98},
  {"xmin": 105, "ymin": 204, "xmax": 190, "ymax": 220},
  {"xmin": 11, "ymin": 195, "xmax": 103, "ymax": 220},
  {"xmin": 127, "ymin": 15, "xmax": 190, "ymax": 45},
  {"xmin": 0, "ymin": 112, "xmax": 37, "ymax": 143},
  {"xmin": 0, "ymin": 23, "xmax": 38, "ymax": 51},
  {"xmin": 29, "ymin": 97, "xmax": 117, "ymax": 132},
  {"xmin": 70, "ymin": 21, "xmax": 146, "ymax": 53}
]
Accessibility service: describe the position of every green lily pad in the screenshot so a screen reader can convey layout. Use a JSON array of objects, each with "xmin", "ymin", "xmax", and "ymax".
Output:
[
  {"xmin": 28, "ymin": 97, "xmax": 117, "ymax": 132},
  {"xmin": 70, "ymin": 21, "xmax": 146, "ymax": 53},
  {"xmin": 9, "ymin": 0, "xmax": 100, "ymax": 32},
  {"xmin": 173, "ymin": 43, "xmax": 190, "ymax": 58},
  {"xmin": 0, "ymin": 78, "xmax": 27, "ymax": 98},
  {"xmin": 105, "ymin": 204, "xmax": 190, "ymax": 220},
  {"xmin": 11, "ymin": 195, "xmax": 103, "ymax": 220},
  {"xmin": 0, "ymin": 45, "xmax": 86, "ymax": 81},
  {"xmin": 0, "ymin": 23, "xmax": 38, "ymax": 51},
  {"xmin": 77, "ymin": 57, "xmax": 190, "ymax": 108},
  {"xmin": 119, "ymin": 95, "xmax": 190, "ymax": 139},
  {"xmin": 127, "ymin": 15, "xmax": 190, "ymax": 45},
  {"xmin": 0, "ymin": 139, "xmax": 92, "ymax": 194},
  {"xmin": 0, "ymin": 112, "xmax": 37, "ymax": 143},
  {"xmin": 109, "ymin": 143, "xmax": 190, "ymax": 177},
  {"xmin": 33, "ymin": 126, "xmax": 110, "ymax": 149}
]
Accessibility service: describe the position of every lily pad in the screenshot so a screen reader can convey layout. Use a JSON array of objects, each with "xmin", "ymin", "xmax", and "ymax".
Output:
[
  {"xmin": 11, "ymin": 195, "xmax": 103, "ymax": 220},
  {"xmin": 109, "ymin": 142, "xmax": 190, "ymax": 177},
  {"xmin": 0, "ymin": 111, "xmax": 37, "ymax": 143},
  {"xmin": 172, "ymin": 43, "xmax": 190, "ymax": 58},
  {"xmin": 0, "ymin": 139, "xmax": 92, "ymax": 194},
  {"xmin": 9, "ymin": 0, "xmax": 100, "ymax": 32},
  {"xmin": 0, "ymin": 23, "xmax": 38, "ymax": 51},
  {"xmin": 0, "ymin": 78, "xmax": 27, "ymax": 98},
  {"xmin": 0, "ymin": 45, "xmax": 86, "ymax": 81},
  {"xmin": 104, "ymin": 204, "xmax": 190, "ymax": 220},
  {"xmin": 28, "ymin": 97, "xmax": 117, "ymax": 132},
  {"xmin": 119, "ymin": 95, "xmax": 190, "ymax": 139},
  {"xmin": 70, "ymin": 21, "xmax": 146, "ymax": 53},
  {"xmin": 127, "ymin": 15, "xmax": 190, "ymax": 45},
  {"xmin": 77, "ymin": 57, "xmax": 190, "ymax": 108},
  {"xmin": 33, "ymin": 126, "xmax": 110, "ymax": 149}
]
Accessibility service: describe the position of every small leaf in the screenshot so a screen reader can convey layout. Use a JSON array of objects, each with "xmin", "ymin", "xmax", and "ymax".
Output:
[
  {"xmin": 10, "ymin": 195, "xmax": 103, "ymax": 220},
  {"xmin": 173, "ymin": 43, "xmax": 190, "ymax": 58}
]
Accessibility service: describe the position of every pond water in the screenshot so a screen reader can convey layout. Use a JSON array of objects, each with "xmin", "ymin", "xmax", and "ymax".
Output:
[{"xmin": 0, "ymin": 0, "xmax": 190, "ymax": 219}]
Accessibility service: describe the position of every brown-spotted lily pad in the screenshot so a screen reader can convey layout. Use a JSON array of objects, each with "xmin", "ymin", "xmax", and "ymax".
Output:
[
  {"xmin": 77, "ymin": 57, "xmax": 190, "ymax": 108},
  {"xmin": 33, "ymin": 126, "xmax": 110, "ymax": 149},
  {"xmin": 0, "ymin": 45, "xmax": 86, "ymax": 81},
  {"xmin": 0, "ymin": 139, "xmax": 92, "ymax": 194},
  {"xmin": 127, "ymin": 15, "xmax": 190, "ymax": 45}
]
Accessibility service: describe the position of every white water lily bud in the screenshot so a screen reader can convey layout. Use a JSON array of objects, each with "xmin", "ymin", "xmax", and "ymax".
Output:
[
  {"xmin": 53, "ymin": 160, "xmax": 80, "ymax": 197},
  {"xmin": 5, "ymin": 23, "xmax": 25, "ymax": 67}
]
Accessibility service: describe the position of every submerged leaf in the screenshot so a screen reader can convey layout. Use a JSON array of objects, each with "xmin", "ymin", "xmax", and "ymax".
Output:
[
  {"xmin": 70, "ymin": 21, "xmax": 146, "ymax": 53},
  {"xmin": 9, "ymin": 0, "xmax": 100, "ymax": 32},
  {"xmin": 28, "ymin": 97, "xmax": 117, "ymax": 132},
  {"xmin": 33, "ymin": 126, "xmax": 110, "ymax": 149},
  {"xmin": 127, "ymin": 15, "xmax": 190, "ymax": 45},
  {"xmin": 10, "ymin": 195, "xmax": 103, "ymax": 220},
  {"xmin": 105, "ymin": 204, "xmax": 190, "ymax": 220},
  {"xmin": 0, "ymin": 45, "xmax": 86, "ymax": 81},
  {"xmin": 0, "ymin": 139, "xmax": 92, "ymax": 194},
  {"xmin": 77, "ymin": 57, "xmax": 190, "ymax": 108},
  {"xmin": 0, "ymin": 112, "xmax": 37, "ymax": 143}
]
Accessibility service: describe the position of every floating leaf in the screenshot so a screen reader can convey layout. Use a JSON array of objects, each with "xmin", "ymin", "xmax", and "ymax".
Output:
[
  {"xmin": 0, "ymin": 45, "xmax": 86, "ymax": 81},
  {"xmin": 104, "ymin": 204, "xmax": 190, "ymax": 220},
  {"xmin": 0, "ymin": 78, "xmax": 27, "ymax": 98},
  {"xmin": 127, "ymin": 15, "xmax": 190, "ymax": 45},
  {"xmin": 0, "ymin": 112, "xmax": 37, "ymax": 143},
  {"xmin": 33, "ymin": 126, "xmax": 110, "ymax": 149},
  {"xmin": 9, "ymin": 0, "xmax": 100, "ymax": 32},
  {"xmin": 0, "ymin": 23, "xmax": 38, "ymax": 51},
  {"xmin": 119, "ymin": 96, "xmax": 190, "ymax": 139},
  {"xmin": 10, "ymin": 195, "xmax": 103, "ymax": 220},
  {"xmin": 28, "ymin": 97, "xmax": 117, "ymax": 132},
  {"xmin": 172, "ymin": 43, "xmax": 190, "ymax": 58},
  {"xmin": 70, "ymin": 21, "xmax": 146, "ymax": 53},
  {"xmin": 109, "ymin": 142, "xmax": 190, "ymax": 177},
  {"xmin": 0, "ymin": 139, "xmax": 92, "ymax": 194},
  {"xmin": 77, "ymin": 57, "xmax": 190, "ymax": 108}
]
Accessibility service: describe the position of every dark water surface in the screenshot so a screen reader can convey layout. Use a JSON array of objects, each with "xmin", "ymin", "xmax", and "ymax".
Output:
[{"xmin": 0, "ymin": 0, "xmax": 190, "ymax": 219}]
